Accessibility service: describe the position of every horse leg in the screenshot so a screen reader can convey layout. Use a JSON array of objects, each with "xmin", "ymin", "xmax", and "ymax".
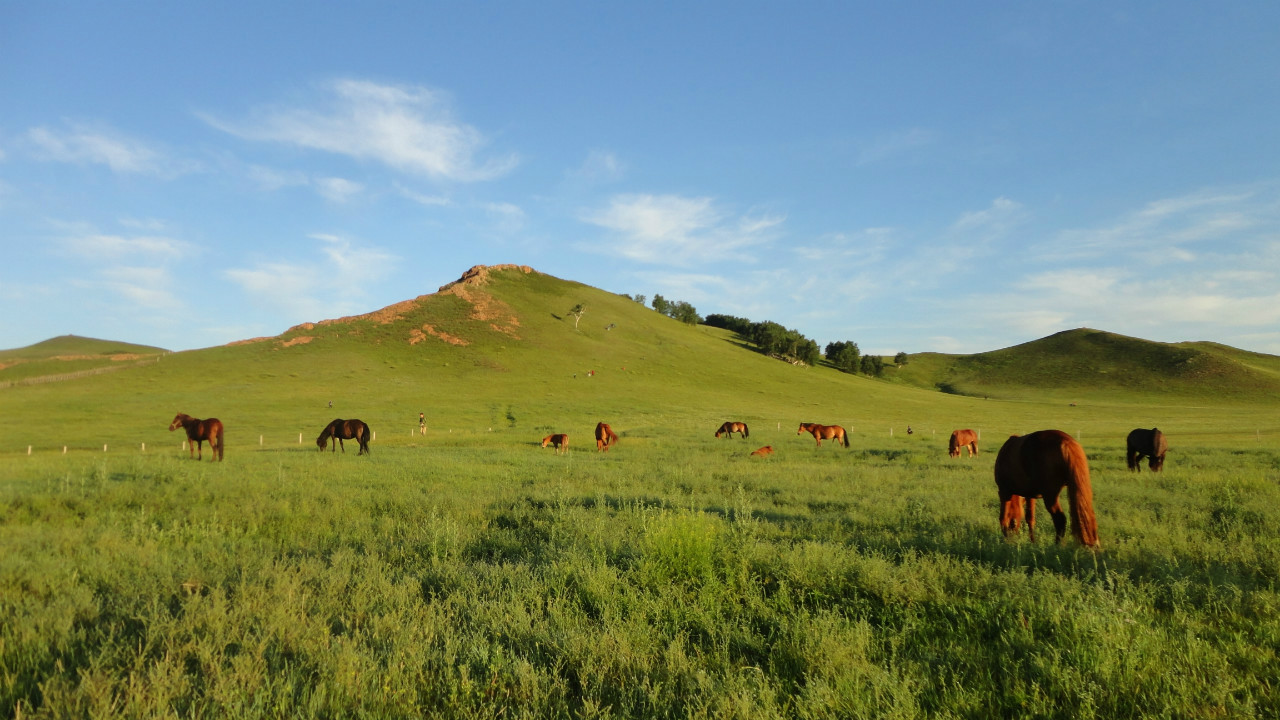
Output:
[
  {"xmin": 339, "ymin": 438, "xmax": 345, "ymax": 453},
  {"xmin": 1025, "ymin": 498, "xmax": 1036, "ymax": 543},
  {"xmin": 196, "ymin": 439, "xmax": 203, "ymax": 460},
  {"xmin": 1044, "ymin": 495, "xmax": 1068, "ymax": 544},
  {"xmin": 999, "ymin": 494, "xmax": 1022, "ymax": 537}
]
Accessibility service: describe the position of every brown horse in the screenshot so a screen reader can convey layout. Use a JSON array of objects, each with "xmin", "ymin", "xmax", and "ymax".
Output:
[
  {"xmin": 715, "ymin": 421, "xmax": 749, "ymax": 439},
  {"xmin": 749, "ymin": 445, "xmax": 774, "ymax": 457},
  {"xmin": 595, "ymin": 422, "xmax": 619, "ymax": 451},
  {"xmin": 541, "ymin": 433, "xmax": 569, "ymax": 454},
  {"xmin": 169, "ymin": 413, "xmax": 224, "ymax": 461},
  {"xmin": 317, "ymin": 418, "xmax": 372, "ymax": 455},
  {"xmin": 994, "ymin": 430, "xmax": 1099, "ymax": 547},
  {"xmin": 948, "ymin": 429, "xmax": 979, "ymax": 458},
  {"xmin": 1126, "ymin": 428, "xmax": 1167, "ymax": 472},
  {"xmin": 797, "ymin": 422, "xmax": 849, "ymax": 448}
]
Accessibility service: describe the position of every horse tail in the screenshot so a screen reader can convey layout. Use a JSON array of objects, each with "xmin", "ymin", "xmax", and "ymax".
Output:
[
  {"xmin": 842, "ymin": 427, "xmax": 850, "ymax": 448},
  {"xmin": 743, "ymin": 424, "xmax": 749, "ymax": 439},
  {"xmin": 1062, "ymin": 436, "xmax": 1098, "ymax": 547},
  {"xmin": 214, "ymin": 421, "xmax": 225, "ymax": 461}
]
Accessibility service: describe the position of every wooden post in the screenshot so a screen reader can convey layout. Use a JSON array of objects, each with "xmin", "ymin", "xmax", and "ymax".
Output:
[
  {"xmin": 372, "ymin": 431, "xmax": 376, "ymax": 441},
  {"xmin": 890, "ymin": 428, "xmax": 893, "ymax": 437},
  {"xmin": 141, "ymin": 443, "xmax": 146, "ymax": 452},
  {"xmin": 299, "ymin": 433, "xmax": 303, "ymax": 444},
  {"xmin": 103, "ymin": 444, "xmax": 108, "ymax": 452},
  {"xmin": 27, "ymin": 446, "xmax": 32, "ymax": 456},
  {"xmin": 259, "ymin": 435, "xmax": 263, "ymax": 446},
  {"xmin": 63, "ymin": 446, "xmax": 67, "ymax": 454}
]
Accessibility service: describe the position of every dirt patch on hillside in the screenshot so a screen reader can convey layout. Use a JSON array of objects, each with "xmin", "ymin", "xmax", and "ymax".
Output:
[
  {"xmin": 236, "ymin": 264, "xmax": 537, "ymax": 348},
  {"xmin": 409, "ymin": 324, "xmax": 470, "ymax": 346}
]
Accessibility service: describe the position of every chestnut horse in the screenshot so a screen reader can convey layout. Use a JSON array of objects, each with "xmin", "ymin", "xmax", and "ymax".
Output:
[
  {"xmin": 715, "ymin": 421, "xmax": 749, "ymax": 439},
  {"xmin": 1126, "ymin": 428, "xmax": 1167, "ymax": 472},
  {"xmin": 749, "ymin": 445, "xmax": 774, "ymax": 457},
  {"xmin": 169, "ymin": 413, "xmax": 224, "ymax": 461},
  {"xmin": 994, "ymin": 430, "xmax": 1098, "ymax": 547},
  {"xmin": 541, "ymin": 433, "xmax": 569, "ymax": 454},
  {"xmin": 948, "ymin": 429, "xmax": 979, "ymax": 458},
  {"xmin": 316, "ymin": 418, "xmax": 372, "ymax": 455},
  {"xmin": 797, "ymin": 422, "xmax": 849, "ymax": 448},
  {"xmin": 595, "ymin": 422, "xmax": 619, "ymax": 451}
]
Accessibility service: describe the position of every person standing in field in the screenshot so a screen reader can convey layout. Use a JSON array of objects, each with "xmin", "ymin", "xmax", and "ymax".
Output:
[{"xmin": 419, "ymin": 412, "xmax": 426, "ymax": 435}]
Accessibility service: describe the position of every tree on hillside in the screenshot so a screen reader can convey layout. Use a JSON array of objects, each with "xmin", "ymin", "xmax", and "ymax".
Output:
[
  {"xmin": 894, "ymin": 351, "xmax": 909, "ymax": 365},
  {"xmin": 630, "ymin": 294, "xmax": 646, "ymax": 305},
  {"xmin": 651, "ymin": 294, "xmax": 671, "ymax": 316},
  {"xmin": 568, "ymin": 303, "xmax": 586, "ymax": 330},
  {"xmin": 825, "ymin": 341, "xmax": 861, "ymax": 373},
  {"xmin": 704, "ymin": 314, "xmax": 753, "ymax": 336},
  {"xmin": 669, "ymin": 300, "xmax": 702, "ymax": 325},
  {"xmin": 860, "ymin": 355, "xmax": 885, "ymax": 377}
]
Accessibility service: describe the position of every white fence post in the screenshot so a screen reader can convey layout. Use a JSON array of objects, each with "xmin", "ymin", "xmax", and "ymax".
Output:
[
  {"xmin": 27, "ymin": 446, "xmax": 32, "ymax": 456},
  {"xmin": 103, "ymin": 444, "xmax": 108, "ymax": 453},
  {"xmin": 299, "ymin": 433, "xmax": 303, "ymax": 444},
  {"xmin": 141, "ymin": 443, "xmax": 145, "ymax": 452}
]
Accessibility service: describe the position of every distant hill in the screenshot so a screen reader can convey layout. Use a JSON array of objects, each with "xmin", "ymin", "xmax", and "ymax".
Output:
[
  {"xmin": 0, "ymin": 335, "xmax": 168, "ymax": 386},
  {"xmin": 891, "ymin": 328, "xmax": 1280, "ymax": 402}
]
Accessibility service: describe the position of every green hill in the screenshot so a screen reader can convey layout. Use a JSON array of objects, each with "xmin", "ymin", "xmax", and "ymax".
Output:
[
  {"xmin": 891, "ymin": 328, "xmax": 1280, "ymax": 403},
  {"xmin": 2, "ymin": 267, "xmax": 1276, "ymax": 453},
  {"xmin": 0, "ymin": 334, "xmax": 167, "ymax": 387}
]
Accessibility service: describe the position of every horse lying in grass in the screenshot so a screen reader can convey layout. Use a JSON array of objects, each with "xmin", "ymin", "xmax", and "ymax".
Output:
[
  {"xmin": 749, "ymin": 445, "xmax": 774, "ymax": 457},
  {"xmin": 949, "ymin": 429, "xmax": 978, "ymax": 458},
  {"xmin": 1126, "ymin": 427, "xmax": 1167, "ymax": 472},
  {"xmin": 316, "ymin": 418, "xmax": 372, "ymax": 455},
  {"xmin": 994, "ymin": 429, "xmax": 1098, "ymax": 547},
  {"xmin": 595, "ymin": 422, "xmax": 618, "ymax": 452},
  {"xmin": 541, "ymin": 433, "xmax": 569, "ymax": 454},
  {"xmin": 797, "ymin": 422, "xmax": 849, "ymax": 448},
  {"xmin": 715, "ymin": 421, "xmax": 749, "ymax": 439},
  {"xmin": 170, "ymin": 413, "xmax": 224, "ymax": 461}
]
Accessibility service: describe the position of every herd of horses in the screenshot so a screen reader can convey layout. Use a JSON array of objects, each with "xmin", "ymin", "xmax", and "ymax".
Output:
[{"xmin": 171, "ymin": 408, "xmax": 1169, "ymax": 550}]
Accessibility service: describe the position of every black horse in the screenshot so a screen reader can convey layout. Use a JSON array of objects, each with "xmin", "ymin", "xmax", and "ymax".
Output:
[
  {"xmin": 317, "ymin": 418, "xmax": 372, "ymax": 455},
  {"xmin": 1126, "ymin": 427, "xmax": 1167, "ymax": 472}
]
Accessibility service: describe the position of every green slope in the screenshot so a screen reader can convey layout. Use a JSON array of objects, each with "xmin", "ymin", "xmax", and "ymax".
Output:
[
  {"xmin": 0, "ymin": 334, "xmax": 168, "ymax": 385},
  {"xmin": 892, "ymin": 328, "xmax": 1280, "ymax": 403},
  {"xmin": 1, "ymin": 268, "xmax": 1277, "ymax": 454}
]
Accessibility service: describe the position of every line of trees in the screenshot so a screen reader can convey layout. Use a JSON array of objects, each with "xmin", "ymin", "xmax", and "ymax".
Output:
[{"xmin": 705, "ymin": 314, "xmax": 820, "ymax": 366}]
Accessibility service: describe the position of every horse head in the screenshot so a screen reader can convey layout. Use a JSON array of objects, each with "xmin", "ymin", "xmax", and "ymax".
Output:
[{"xmin": 168, "ymin": 413, "xmax": 187, "ymax": 431}]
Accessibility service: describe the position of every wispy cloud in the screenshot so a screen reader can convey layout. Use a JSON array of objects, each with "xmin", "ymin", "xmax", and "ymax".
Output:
[
  {"xmin": 857, "ymin": 127, "xmax": 937, "ymax": 166},
  {"xmin": 26, "ymin": 122, "xmax": 187, "ymax": 176},
  {"xmin": 204, "ymin": 78, "xmax": 517, "ymax": 181},
  {"xmin": 571, "ymin": 150, "xmax": 626, "ymax": 183},
  {"xmin": 581, "ymin": 194, "xmax": 784, "ymax": 265},
  {"xmin": 225, "ymin": 234, "xmax": 398, "ymax": 320},
  {"xmin": 396, "ymin": 183, "xmax": 453, "ymax": 207},
  {"xmin": 61, "ymin": 233, "xmax": 193, "ymax": 261},
  {"xmin": 314, "ymin": 177, "xmax": 363, "ymax": 203}
]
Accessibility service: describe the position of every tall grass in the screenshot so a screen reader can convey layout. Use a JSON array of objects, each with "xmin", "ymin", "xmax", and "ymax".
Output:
[{"xmin": 3, "ymin": 431, "xmax": 1277, "ymax": 718}]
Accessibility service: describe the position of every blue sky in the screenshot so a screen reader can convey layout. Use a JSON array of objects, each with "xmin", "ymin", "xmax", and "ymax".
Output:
[{"xmin": 3, "ymin": 2, "xmax": 1279, "ymax": 355}]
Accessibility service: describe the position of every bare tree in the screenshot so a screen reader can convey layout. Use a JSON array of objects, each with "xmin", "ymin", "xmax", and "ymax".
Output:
[{"xmin": 569, "ymin": 303, "xmax": 586, "ymax": 330}]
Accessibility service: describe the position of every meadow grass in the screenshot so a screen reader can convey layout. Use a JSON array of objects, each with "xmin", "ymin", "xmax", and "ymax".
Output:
[{"xmin": 3, "ymin": 430, "xmax": 1277, "ymax": 718}]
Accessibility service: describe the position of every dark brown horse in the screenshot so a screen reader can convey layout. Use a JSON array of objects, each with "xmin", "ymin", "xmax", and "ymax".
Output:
[
  {"xmin": 595, "ymin": 422, "xmax": 618, "ymax": 451},
  {"xmin": 715, "ymin": 421, "xmax": 749, "ymax": 439},
  {"xmin": 948, "ymin": 429, "xmax": 979, "ymax": 458},
  {"xmin": 541, "ymin": 433, "xmax": 569, "ymax": 454},
  {"xmin": 1126, "ymin": 428, "xmax": 1167, "ymax": 472},
  {"xmin": 797, "ymin": 422, "xmax": 849, "ymax": 448},
  {"xmin": 317, "ymin": 418, "xmax": 372, "ymax": 455},
  {"xmin": 749, "ymin": 445, "xmax": 774, "ymax": 457},
  {"xmin": 994, "ymin": 430, "xmax": 1098, "ymax": 547},
  {"xmin": 169, "ymin": 413, "xmax": 224, "ymax": 461}
]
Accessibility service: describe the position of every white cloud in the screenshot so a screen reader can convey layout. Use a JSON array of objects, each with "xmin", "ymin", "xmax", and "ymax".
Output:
[
  {"xmin": 62, "ymin": 233, "xmax": 192, "ymax": 261},
  {"xmin": 26, "ymin": 122, "xmax": 184, "ymax": 176},
  {"xmin": 226, "ymin": 234, "xmax": 398, "ymax": 319},
  {"xmin": 204, "ymin": 78, "xmax": 517, "ymax": 181},
  {"xmin": 949, "ymin": 196, "xmax": 1026, "ymax": 236},
  {"xmin": 857, "ymin": 127, "xmax": 937, "ymax": 166},
  {"xmin": 314, "ymin": 177, "xmax": 364, "ymax": 203},
  {"xmin": 99, "ymin": 266, "xmax": 179, "ymax": 310},
  {"xmin": 396, "ymin": 183, "xmax": 453, "ymax": 207},
  {"xmin": 572, "ymin": 150, "xmax": 626, "ymax": 182},
  {"xmin": 581, "ymin": 194, "xmax": 782, "ymax": 265},
  {"xmin": 247, "ymin": 164, "xmax": 310, "ymax": 190}
]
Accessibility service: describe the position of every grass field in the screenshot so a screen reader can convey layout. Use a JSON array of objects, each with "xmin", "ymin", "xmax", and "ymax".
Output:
[{"xmin": 3, "ymin": 266, "xmax": 1279, "ymax": 717}]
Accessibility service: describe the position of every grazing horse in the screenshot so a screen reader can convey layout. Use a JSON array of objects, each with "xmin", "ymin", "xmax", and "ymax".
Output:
[
  {"xmin": 1126, "ymin": 428, "xmax": 1167, "ymax": 472},
  {"xmin": 749, "ymin": 445, "xmax": 774, "ymax": 457},
  {"xmin": 316, "ymin": 418, "xmax": 372, "ymax": 455},
  {"xmin": 595, "ymin": 422, "xmax": 619, "ymax": 451},
  {"xmin": 715, "ymin": 421, "xmax": 749, "ymax": 439},
  {"xmin": 169, "ymin": 413, "xmax": 224, "ymax": 461},
  {"xmin": 797, "ymin": 422, "xmax": 850, "ymax": 448},
  {"xmin": 994, "ymin": 430, "xmax": 1099, "ymax": 547},
  {"xmin": 948, "ymin": 429, "xmax": 979, "ymax": 458},
  {"xmin": 541, "ymin": 433, "xmax": 569, "ymax": 454}
]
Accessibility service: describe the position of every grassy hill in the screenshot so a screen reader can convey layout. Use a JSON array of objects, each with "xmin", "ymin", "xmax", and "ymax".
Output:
[
  {"xmin": 0, "ymin": 334, "xmax": 167, "ymax": 387},
  {"xmin": 2, "ymin": 267, "xmax": 1277, "ymax": 454},
  {"xmin": 890, "ymin": 328, "xmax": 1280, "ymax": 403}
]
